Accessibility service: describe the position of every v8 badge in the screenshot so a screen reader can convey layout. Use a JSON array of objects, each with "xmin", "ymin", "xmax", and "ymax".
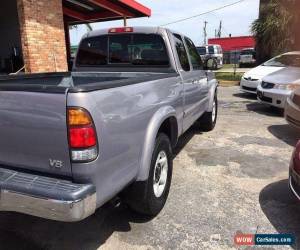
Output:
[{"xmin": 49, "ymin": 159, "xmax": 63, "ymax": 169}]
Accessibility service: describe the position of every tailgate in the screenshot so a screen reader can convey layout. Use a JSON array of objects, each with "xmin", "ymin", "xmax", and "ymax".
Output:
[{"xmin": 0, "ymin": 91, "xmax": 72, "ymax": 177}]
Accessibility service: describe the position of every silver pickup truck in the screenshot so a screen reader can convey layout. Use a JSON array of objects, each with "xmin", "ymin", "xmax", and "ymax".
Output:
[{"xmin": 0, "ymin": 27, "xmax": 218, "ymax": 222}]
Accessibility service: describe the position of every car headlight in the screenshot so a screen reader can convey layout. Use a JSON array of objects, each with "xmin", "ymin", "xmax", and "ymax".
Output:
[{"xmin": 274, "ymin": 84, "xmax": 300, "ymax": 90}]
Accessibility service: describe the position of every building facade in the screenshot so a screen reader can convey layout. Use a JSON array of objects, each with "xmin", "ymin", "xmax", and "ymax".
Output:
[
  {"xmin": 208, "ymin": 36, "xmax": 255, "ymax": 64},
  {"xmin": 17, "ymin": 0, "xmax": 68, "ymax": 73},
  {"xmin": 0, "ymin": 0, "xmax": 151, "ymax": 74}
]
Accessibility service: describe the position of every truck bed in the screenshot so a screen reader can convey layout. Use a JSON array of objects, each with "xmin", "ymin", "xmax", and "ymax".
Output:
[{"xmin": 0, "ymin": 71, "xmax": 178, "ymax": 93}]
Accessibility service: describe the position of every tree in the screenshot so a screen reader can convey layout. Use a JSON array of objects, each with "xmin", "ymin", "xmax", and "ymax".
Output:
[
  {"xmin": 69, "ymin": 23, "xmax": 93, "ymax": 32},
  {"xmin": 252, "ymin": 0, "xmax": 296, "ymax": 63}
]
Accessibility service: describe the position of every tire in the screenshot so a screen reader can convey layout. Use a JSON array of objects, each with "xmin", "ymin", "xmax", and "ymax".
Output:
[
  {"xmin": 124, "ymin": 133, "xmax": 173, "ymax": 216},
  {"xmin": 198, "ymin": 93, "xmax": 218, "ymax": 131}
]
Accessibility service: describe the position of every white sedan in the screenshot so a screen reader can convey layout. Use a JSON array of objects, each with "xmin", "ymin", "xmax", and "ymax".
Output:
[
  {"xmin": 257, "ymin": 52, "xmax": 300, "ymax": 109},
  {"xmin": 240, "ymin": 53, "xmax": 291, "ymax": 94}
]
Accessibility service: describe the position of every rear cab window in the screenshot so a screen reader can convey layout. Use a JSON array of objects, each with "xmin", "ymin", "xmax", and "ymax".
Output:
[
  {"xmin": 197, "ymin": 47, "xmax": 207, "ymax": 55},
  {"xmin": 76, "ymin": 34, "xmax": 170, "ymax": 67}
]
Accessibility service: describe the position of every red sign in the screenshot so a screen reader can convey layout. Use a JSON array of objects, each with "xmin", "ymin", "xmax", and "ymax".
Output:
[{"xmin": 234, "ymin": 234, "xmax": 255, "ymax": 246}]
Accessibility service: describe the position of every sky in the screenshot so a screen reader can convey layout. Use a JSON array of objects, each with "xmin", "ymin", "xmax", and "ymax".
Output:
[{"xmin": 70, "ymin": 0, "xmax": 260, "ymax": 46}]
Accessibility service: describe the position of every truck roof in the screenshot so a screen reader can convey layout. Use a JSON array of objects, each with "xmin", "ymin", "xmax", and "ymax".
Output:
[
  {"xmin": 83, "ymin": 26, "xmax": 187, "ymax": 40},
  {"xmin": 85, "ymin": 26, "xmax": 162, "ymax": 39}
]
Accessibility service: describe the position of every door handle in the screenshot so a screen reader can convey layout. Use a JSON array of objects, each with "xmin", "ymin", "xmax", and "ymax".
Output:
[{"xmin": 192, "ymin": 79, "xmax": 207, "ymax": 85}]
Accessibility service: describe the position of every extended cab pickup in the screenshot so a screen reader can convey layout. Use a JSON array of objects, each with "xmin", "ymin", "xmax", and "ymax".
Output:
[{"xmin": 0, "ymin": 27, "xmax": 218, "ymax": 222}]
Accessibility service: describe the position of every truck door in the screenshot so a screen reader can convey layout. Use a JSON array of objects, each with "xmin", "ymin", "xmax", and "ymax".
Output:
[
  {"xmin": 171, "ymin": 33, "xmax": 203, "ymax": 132},
  {"xmin": 184, "ymin": 37, "xmax": 209, "ymax": 130}
]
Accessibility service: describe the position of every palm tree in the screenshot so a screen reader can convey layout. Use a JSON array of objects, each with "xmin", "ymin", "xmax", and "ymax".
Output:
[
  {"xmin": 69, "ymin": 23, "xmax": 93, "ymax": 32},
  {"xmin": 252, "ymin": 0, "xmax": 295, "ymax": 63}
]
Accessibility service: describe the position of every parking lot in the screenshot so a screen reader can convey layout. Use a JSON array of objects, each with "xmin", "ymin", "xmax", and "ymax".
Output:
[{"xmin": 0, "ymin": 86, "xmax": 300, "ymax": 250}]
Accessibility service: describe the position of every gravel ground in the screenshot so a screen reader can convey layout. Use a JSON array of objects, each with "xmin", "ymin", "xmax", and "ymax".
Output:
[{"xmin": 1, "ymin": 86, "xmax": 300, "ymax": 250}]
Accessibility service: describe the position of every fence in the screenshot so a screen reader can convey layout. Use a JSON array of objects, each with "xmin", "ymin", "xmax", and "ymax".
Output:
[{"xmin": 223, "ymin": 51, "xmax": 241, "ymax": 64}]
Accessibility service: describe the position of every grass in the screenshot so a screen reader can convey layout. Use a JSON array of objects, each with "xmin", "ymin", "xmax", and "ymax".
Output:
[
  {"xmin": 222, "ymin": 64, "xmax": 235, "ymax": 69},
  {"xmin": 215, "ymin": 72, "xmax": 243, "ymax": 81},
  {"xmin": 215, "ymin": 72, "xmax": 243, "ymax": 87}
]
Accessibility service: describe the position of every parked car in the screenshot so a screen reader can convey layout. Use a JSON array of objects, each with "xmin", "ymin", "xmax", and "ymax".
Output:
[
  {"xmin": 257, "ymin": 52, "xmax": 300, "ymax": 109},
  {"xmin": 240, "ymin": 52, "xmax": 294, "ymax": 94},
  {"xmin": 239, "ymin": 48, "xmax": 256, "ymax": 68},
  {"xmin": 289, "ymin": 140, "xmax": 300, "ymax": 200},
  {"xmin": 196, "ymin": 44, "xmax": 223, "ymax": 70},
  {"xmin": 0, "ymin": 27, "xmax": 218, "ymax": 222},
  {"xmin": 285, "ymin": 88, "xmax": 300, "ymax": 129}
]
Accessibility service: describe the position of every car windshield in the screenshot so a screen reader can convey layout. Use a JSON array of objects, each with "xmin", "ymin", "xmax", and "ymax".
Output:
[
  {"xmin": 197, "ymin": 47, "xmax": 206, "ymax": 55},
  {"xmin": 76, "ymin": 34, "xmax": 170, "ymax": 67},
  {"xmin": 263, "ymin": 54, "xmax": 300, "ymax": 67},
  {"xmin": 241, "ymin": 49, "xmax": 255, "ymax": 55}
]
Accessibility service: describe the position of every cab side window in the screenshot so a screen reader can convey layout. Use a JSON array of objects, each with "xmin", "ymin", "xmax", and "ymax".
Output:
[
  {"xmin": 208, "ymin": 46, "xmax": 215, "ymax": 54},
  {"xmin": 172, "ymin": 33, "xmax": 190, "ymax": 71},
  {"xmin": 184, "ymin": 37, "xmax": 203, "ymax": 70}
]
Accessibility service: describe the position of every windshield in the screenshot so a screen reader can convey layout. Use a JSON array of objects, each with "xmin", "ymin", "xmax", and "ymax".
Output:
[
  {"xmin": 208, "ymin": 46, "xmax": 215, "ymax": 54},
  {"xmin": 197, "ymin": 47, "xmax": 207, "ymax": 55},
  {"xmin": 76, "ymin": 34, "xmax": 169, "ymax": 67},
  {"xmin": 263, "ymin": 54, "xmax": 300, "ymax": 67}
]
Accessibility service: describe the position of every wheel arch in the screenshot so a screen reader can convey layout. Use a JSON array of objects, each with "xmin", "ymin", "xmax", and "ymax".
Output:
[
  {"xmin": 207, "ymin": 79, "xmax": 218, "ymax": 112},
  {"xmin": 137, "ymin": 106, "xmax": 178, "ymax": 181}
]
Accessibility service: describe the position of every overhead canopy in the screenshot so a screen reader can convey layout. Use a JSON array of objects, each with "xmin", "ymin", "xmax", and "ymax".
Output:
[{"xmin": 63, "ymin": 0, "xmax": 151, "ymax": 24}]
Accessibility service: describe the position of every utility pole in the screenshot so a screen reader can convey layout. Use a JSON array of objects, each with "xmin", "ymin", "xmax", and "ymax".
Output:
[
  {"xmin": 203, "ymin": 21, "xmax": 208, "ymax": 45},
  {"xmin": 217, "ymin": 21, "xmax": 222, "ymax": 38}
]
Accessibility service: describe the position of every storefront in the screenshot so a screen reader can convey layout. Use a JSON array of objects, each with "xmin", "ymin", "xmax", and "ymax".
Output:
[{"xmin": 0, "ymin": 0, "xmax": 150, "ymax": 74}]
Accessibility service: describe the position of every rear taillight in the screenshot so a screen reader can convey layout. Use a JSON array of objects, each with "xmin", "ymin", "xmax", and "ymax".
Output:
[{"xmin": 68, "ymin": 108, "xmax": 98, "ymax": 162}]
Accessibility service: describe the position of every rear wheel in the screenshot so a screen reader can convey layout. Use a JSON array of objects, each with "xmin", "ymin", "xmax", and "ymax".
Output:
[
  {"xmin": 198, "ymin": 93, "xmax": 218, "ymax": 131},
  {"xmin": 124, "ymin": 133, "xmax": 173, "ymax": 216}
]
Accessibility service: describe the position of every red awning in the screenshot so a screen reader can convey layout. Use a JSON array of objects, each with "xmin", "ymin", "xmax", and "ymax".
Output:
[{"xmin": 63, "ymin": 0, "xmax": 151, "ymax": 24}]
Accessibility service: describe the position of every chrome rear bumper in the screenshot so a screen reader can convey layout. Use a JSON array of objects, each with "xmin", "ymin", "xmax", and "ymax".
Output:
[{"xmin": 0, "ymin": 168, "xmax": 96, "ymax": 222}]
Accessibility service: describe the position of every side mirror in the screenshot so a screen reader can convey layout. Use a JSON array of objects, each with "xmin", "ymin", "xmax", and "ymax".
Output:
[{"xmin": 204, "ymin": 58, "xmax": 214, "ymax": 70}]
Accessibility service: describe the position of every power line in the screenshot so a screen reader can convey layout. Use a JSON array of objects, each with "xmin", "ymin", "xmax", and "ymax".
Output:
[
  {"xmin": 208, "ymin": 12, "xmax": 230, "ymax": 36},
  {"xmin": 161, "ymin": 0, "xmax": 246, "ymax": 26}
]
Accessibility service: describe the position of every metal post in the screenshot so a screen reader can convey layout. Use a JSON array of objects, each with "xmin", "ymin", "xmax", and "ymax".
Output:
[
  {"xmin": 124, "ymin": 16, "xmax": 127, "ymax": 27},
  {"xmin": 234, "ymin": 50, "xmax": 237, "ymax": 77}
]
